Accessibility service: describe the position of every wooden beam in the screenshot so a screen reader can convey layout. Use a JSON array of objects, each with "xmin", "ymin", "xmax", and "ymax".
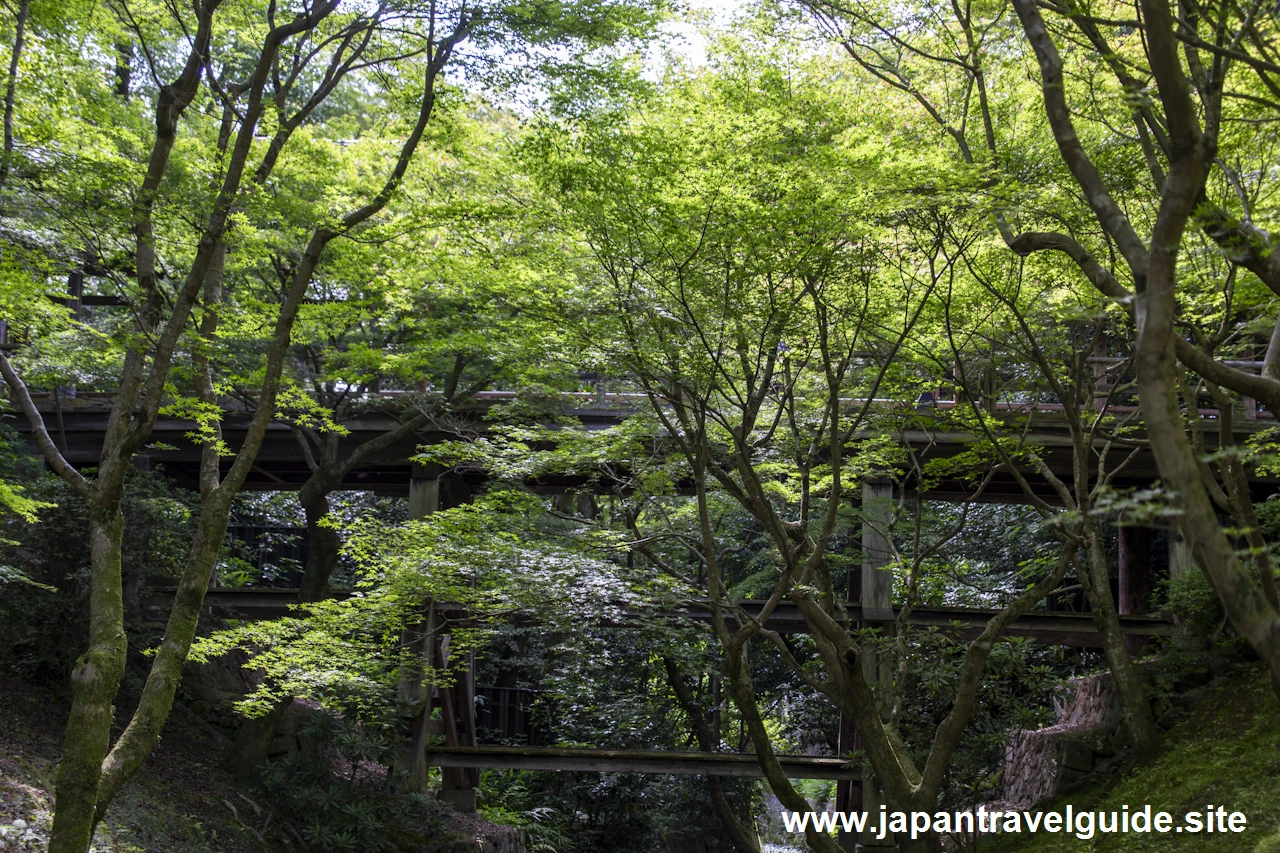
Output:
[
  {"xmin": 426, "ymin": 746, "xmax": 860, "ymax": 780},
  {"xmin": 678, "ymin": 600, "xmax": 1174, "ymax": 644},
  {"xmin": 859, "ymin": 480, "xmax": 894, "ymax": 846},
  {"xmin": 18, "ymin": 394, "xmax": 1280, "ymax": 494}
]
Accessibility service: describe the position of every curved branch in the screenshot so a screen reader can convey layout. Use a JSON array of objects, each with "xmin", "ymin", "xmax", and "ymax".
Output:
[
  {"xmin": 1008, "ymin": 229, "xmax": 1280, "ymax": 411},
  {"xmin": 1011, "ymin": 0, "xmax": 1149, "ymax": 272},
  {"xmin": 0, "ymin": 354, "xmax": 90, "ymax": 497}
]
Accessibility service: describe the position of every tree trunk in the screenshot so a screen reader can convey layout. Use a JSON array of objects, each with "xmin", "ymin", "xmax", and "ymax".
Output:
[
  {"xmin": 1137, "ymin": 327, "xmax": 1280, "ymax": 695},
  {"xmin": 663, "ymin": 657, "xmax": 760, "ymax": 853},
  {"xmin": 1079, "ymin": 526, "xmax": 1159, "ymax": 760},
  {"xmin": 298, "ymin": 482, "xmax": 340, "ymax": 603},
  {"xmin": 896, "ymin": 827, "xmax": 941, "ymax": 853},
  {"xmin": 93, "ymin": 491, "xmax": 237, "ymax": 822},
  {"xmin": 227, "ymin": 484, "xmax": 340, "ymax": 777},
  {"xmin": 724, "ymin": 646, "xmax": 840, "ymax": 853},
  {"xmin": 294, "ymin": 411, "xmax": 432, "ymax": 603},
  {"xmin": 706, "ymin": 776, "xmax": 758, "ymax": 853},
  {"xmin": 8, "ymin": 5, "xmax": 452, "ymax": 847},
  {"xmin": 1124, "ymin": 23, "xmax": 1280, "ymax": 696},
  {"xmin": 1007, "ymin": 0, "xmax": 1280, "ymax": 697},
  {"xmin": 48, "ymin": 505, "xmax": 126, "ymax": 853}
]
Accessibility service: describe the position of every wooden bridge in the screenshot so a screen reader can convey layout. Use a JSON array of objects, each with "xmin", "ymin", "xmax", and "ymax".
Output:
[
  {"xmin": 22, "ymin": 389, "xmax": 1218, "ymax": 821},
  {"xmin": 16, "ymin": 389, "xmax": 1280, "ymax": 502},
  {"xmin": 146, "ymin": 579, "xmax": 1169, "ymax": 807},
  {"xmin": 14, "ymin": 283, "xmax": 1271, "ymax": 848},
  {"xmin": 160, "ymin": 586, "xmax": 1174, "ymax": 648}
]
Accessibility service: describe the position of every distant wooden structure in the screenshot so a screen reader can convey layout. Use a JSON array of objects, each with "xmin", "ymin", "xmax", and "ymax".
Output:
[{"xmin": 427, "ymin": 746, "xmax": 859, "ymax": 780}]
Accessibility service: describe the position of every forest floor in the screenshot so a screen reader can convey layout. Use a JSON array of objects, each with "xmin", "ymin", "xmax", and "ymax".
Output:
[
  {"xmin": 1, "ymin": 677, "xmax": 520, "ymax": 853},
  {"xmin": 0, "ymin": 677, "xmax": 262, "ymax": 853},
  {"xmin": 979, "ymin": 665, "xmax": 1280, "ymax": 852},
  {"xmin": 12, "ymin": 666, "xmax": 1280, "ymax": 853}
]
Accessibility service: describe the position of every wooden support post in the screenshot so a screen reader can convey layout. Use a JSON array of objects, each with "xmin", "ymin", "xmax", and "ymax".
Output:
[
  {"xmin": 835, "ymin": 710, "xmax": 860, "ymax": 852},
  {"xmin": 398, "ymin": 603, "xmax": 438, "ymax": 792},
  {"xmin": 1093, "ymin": 334, "xmax": 1108, "ymax": 410},
  {"xmin": 409, "ymin": 463, "xmax": 441, "ymax": 519},
  {"xmin": 437, "ymin": 636, "xmax": 479, "ymax": 812},
  {"xmin": 980, "ymin": 366, "xmax": 997, "ymax": 414},
  {"xmin": 460, "ymin": 665, "xmax": 479, "ymax": 787},
  {"xmin": 1118, "ymin": 526, "xmax": 1152, "ymax": 656},
  {"xmin": 945, "ymin": 362, "xmax": 960, "ymax": 405},
  {"xmin": 410, "ymin": 464, "xmax": 479, "ymax": 812},
  {"xmin": 859, "ymin": 480, "xmax": 894, "ymax": 848},
  {"xmin": 67, "ymin": 268, "xmax": 84, "ymax": 318},
  {"xmin": 406, "ymin": 462, "xmax": 483, "ymax": 811},
  {"xmin": 862, "ymin": 482, "xmax": 894, "ymax": 628},
  {"xmin": 1244, "ymin": 345, "xmax": 1258, "ymax": 419}
]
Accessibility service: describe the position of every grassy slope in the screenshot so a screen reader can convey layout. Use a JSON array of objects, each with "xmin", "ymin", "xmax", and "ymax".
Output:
[{"xmin": 980, "ymin": 666, "xmax": 1280, "ymax": 853}]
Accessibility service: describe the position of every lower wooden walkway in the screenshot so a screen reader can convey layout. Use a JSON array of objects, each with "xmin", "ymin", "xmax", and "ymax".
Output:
[
  {"xmin": 165, "ymin": 587, "xmax": 1174, "ymax": 647},
  {"xmin": 691, "ymin": 600, "xmax": 1174, "ymax": 647},
  {"xmin": 152, "ymin": 585, "xmax": 1165, "ymax": 797},
  {"xmin": 427, "ymin": 746, "xmax": 859, "ymax": 780}
]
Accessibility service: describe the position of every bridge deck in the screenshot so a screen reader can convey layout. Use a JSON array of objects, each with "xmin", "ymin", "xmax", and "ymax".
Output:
[{"xmin": 19, "ymin": 391, "xmax": 1280, "ymax": 499}]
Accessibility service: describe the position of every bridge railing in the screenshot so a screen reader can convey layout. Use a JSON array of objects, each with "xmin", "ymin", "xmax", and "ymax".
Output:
[{"xmin": 22, "ymin": 380, "xmax": 1272, "ymax": 420}]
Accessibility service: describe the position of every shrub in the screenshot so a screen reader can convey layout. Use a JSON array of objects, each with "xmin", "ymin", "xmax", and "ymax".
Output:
[{"xmin": 257, "ymin": 712, "xmax": 450, "ymax": 853}]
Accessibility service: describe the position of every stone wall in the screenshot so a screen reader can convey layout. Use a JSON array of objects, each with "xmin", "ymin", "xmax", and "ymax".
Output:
[
  {"xmin": 440, "ymin": 812, "xmax": 527, "ymax": 853},
  {"xmin": 1002, "ymin": 672, "xmax": 1129, "ymax": 808}
]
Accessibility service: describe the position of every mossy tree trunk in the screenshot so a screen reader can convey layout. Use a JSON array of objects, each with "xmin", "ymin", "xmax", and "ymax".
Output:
[{"xmin": 48, "ymin": 506, "xmax": 127, "ymax": 853}]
